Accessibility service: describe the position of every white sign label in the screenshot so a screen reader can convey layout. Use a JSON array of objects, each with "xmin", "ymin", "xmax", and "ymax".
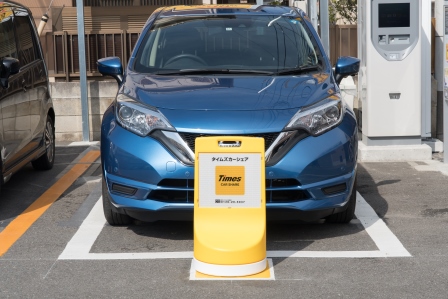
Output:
[{"xmin": 198, "ymin": 153, "xmax": 262, "ymax": 208}]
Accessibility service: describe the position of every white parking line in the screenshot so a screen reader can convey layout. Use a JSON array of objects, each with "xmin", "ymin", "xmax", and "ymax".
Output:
[
  {"xmin": 68, "ymin": 141, "xmax": 100, "ymax": 147},
  {"xmin": 58, "ymin": 192, "xmax": 411, "ymax": 260}
]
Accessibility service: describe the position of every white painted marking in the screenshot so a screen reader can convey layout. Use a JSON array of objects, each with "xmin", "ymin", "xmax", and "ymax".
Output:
[
  {"xmin": 189, "ymin": 259, "xmax": 275, "ymax": 281},
  {"xmin": 68, "ymin": 141, "xmax": 100, "ymax": 146},
  {"xmin": 354, "ymin": 192, "xmax": 411, "ymax": 257},
  {"xmin": 59, "ymin": 192, "xmax": 411, "ymax": 260},
  {"xmin": 59, "ymin": 198, "xmax": 193, "ymax": 260},
  {"xmin": 59, "ymin": 197, "xmax": 107, "ymax": 259}
]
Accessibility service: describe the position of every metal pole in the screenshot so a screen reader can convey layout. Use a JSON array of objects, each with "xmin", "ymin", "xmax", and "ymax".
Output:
[
  {"xmin": 308, "ymin": 0, "xmax": 318, "ymax": 31},
  {"xmin": 435, "ymin": 0, "xmax": 445, "ymax": 142},
  {"xmin": 319, "ymin": 0, "xmax": 330, "ymax": 57},
  {"xmin": 443, "ymin": 1, "xmax": 448, "ymax": 163},
  {"xmin": 436, "ymin": 1, "xmax": 448, "ymax": 164},
  {"xmin": 76, "ymin": 0, "xmax": 90, "ymax": 141},
  {"xmin": 445, "ymin": 82, "xmax": 448, "ymax": 163},
  {"xmin": 421, "ymin": 0, "xmax": 431, "ymax": 138}
]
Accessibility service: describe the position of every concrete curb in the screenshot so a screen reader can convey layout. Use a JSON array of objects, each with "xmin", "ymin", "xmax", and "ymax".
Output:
[{"xmin": 358, "ymin": 142, "xmax": 433, "ymax": 162}]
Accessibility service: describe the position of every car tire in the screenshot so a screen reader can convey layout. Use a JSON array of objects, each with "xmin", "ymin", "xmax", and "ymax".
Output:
[
  {"xmin": 32, "ymin": 116, "xmax": 55, "ymax": 171},
  {"xmin": 325, "ymin": 177, "xmax": 357, "ymax": 224},
  {"xmin": 102, "ymin": 177, "xmax": 132, "ymax": 226}
]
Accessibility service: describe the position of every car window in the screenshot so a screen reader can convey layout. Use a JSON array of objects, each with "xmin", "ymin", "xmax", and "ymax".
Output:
[
  {"xmin": 0, "ymin": 15, "xmax": 18, "ymax": 60},
  {"xmin": 134, "ymin": 15, "xmax": 323, "ymax": 73},
  {"xmin": 14, "ymin": 15, "xmax": 40, "ymax": 67}
]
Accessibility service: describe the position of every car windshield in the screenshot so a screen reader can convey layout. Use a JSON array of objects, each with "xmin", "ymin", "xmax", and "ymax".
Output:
[{"xmin": 133, "ymin": 14, "xmax": 324, "ymax": 74}]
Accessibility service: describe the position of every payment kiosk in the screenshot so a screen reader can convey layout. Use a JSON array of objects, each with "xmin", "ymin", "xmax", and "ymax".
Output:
[{"xmin": 358, "ymin": 0, "xmax": 423, "ymax": 146}]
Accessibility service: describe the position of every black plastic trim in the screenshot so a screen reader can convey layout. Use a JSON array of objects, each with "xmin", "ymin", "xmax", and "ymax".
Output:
[
  {"xmin": 112, "ymin": 183, "xmax": 138, "ymax": 196},
  {"xmin": 322, "ymin": 183, "xmax": 347, "ymax": 195},
  {"xmin": 265, "ymin": 130, "xmax": 309, "ymax": 167}
]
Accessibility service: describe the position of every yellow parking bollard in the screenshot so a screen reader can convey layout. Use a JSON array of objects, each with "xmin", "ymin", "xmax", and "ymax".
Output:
[{"xmin": 193, "ymin": 136, "xmax": 267, "ymax": 277}]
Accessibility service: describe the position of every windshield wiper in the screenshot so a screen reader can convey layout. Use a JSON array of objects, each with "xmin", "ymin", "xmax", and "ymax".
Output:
[
  {"xmin": 154, "ymin": 69, "xmax": 275, "ymax": 75},
  {"xmin": 275, "ymin": 65, "xmax": 320, "ymax": 76}
]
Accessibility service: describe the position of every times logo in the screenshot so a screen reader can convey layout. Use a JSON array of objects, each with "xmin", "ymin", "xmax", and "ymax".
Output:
[
  {"xmin": 218, "ymin": 175, "xmax": 242, "ymax": 182},
  {"xmin": 215, "ymin": 166, "xmax": 245, "ymax": 195}
]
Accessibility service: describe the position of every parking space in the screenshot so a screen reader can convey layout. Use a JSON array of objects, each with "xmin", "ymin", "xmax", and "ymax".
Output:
[
  {"xmin": 59, "ymin": 192, "xmax": 410, "ymax": 262},
  {"xmin": 0, "ymin": 145, "xmax": 447, "ymax": 297}
]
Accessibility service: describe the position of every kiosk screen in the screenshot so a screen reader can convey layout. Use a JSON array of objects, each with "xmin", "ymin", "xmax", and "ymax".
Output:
[{"xmin": 378, "ymin": 3, "xmax": 410, "ymax": 28}]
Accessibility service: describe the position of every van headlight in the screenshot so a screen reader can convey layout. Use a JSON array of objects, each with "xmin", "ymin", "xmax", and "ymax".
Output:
[
  {"xmin": 115, "ymin": 94, "xmax": 173, "ymax": 136},
  {"xmin": 285, "ymin": 95, "xmax": 344, "ymax": 136}
]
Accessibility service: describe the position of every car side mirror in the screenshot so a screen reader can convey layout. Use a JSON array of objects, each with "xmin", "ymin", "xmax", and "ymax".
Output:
[
  {"xmin": 334, "ymin": 56, "xmax": 360, "ymax": 85},
  {"xmin": 1, "ymin": 57, "xmax": 20, "ymax": 89},
  {"xmin": 97, "ymin": 57, "xmax": 123, "ymax": 86}
]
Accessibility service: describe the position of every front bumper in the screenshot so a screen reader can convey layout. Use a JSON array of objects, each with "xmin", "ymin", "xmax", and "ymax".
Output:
[{"xmin": 101, "ymin": 106, "xmax": 358, "ymax": 222}]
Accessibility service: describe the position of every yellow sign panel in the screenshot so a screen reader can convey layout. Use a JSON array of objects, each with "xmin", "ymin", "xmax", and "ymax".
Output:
[
  {"xmin": 446, "ymin": 43, "xmax": 448, "ymax": 61},
  {"xmin": 215, "ymin": 166, "xmax": 245, "ymax": 195},
  {"xmin": 194, "ymin": 136, "xmax": 266, "ymax": 276}
]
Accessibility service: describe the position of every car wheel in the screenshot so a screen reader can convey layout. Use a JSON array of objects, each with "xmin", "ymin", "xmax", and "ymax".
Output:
[
  {"xmin": 102, "ymin": 177, "xmax": 132, "ymax": 226},
  {"xmin": 325, "ymin": 177, "xmax": 357, "ymax": 224},
  {"xmin": 32, "ymin": 116, "xmax": 55, "ymax": 171}
]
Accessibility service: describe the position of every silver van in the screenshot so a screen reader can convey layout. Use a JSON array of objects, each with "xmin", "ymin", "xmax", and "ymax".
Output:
[{"xmin": 0, "ymin": 1, "xmax": 55, "ymax": 193}]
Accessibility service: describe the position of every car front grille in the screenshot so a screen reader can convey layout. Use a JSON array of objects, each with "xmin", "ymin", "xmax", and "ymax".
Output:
[
  {"xmin": 178, "ymin": 132, "xmax": 280, "ymax": 153},
  {"xmin": 148, "ymin": 178, "xmax": 308, "ymax": 203},
  {"xmin": 150, "ymin": 190, "xmax": 195, "ymax": 203}
]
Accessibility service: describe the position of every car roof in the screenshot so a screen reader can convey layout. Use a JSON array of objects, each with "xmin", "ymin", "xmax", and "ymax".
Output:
[{"xmin": 157, "ymin": 5, "xmax": 302, "ymax": 18}]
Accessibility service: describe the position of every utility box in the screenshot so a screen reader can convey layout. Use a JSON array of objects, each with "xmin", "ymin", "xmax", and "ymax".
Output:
[
  {"xmin": 291, "ymin": 0, "xmax": 307, "ymax": 12},
  {"xmin": 193, "ymin": 136, "xmax": 267, "ymax": 277}
]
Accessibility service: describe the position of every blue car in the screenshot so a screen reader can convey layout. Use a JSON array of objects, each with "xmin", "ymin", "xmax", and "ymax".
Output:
[{"xmin": 98, "ymin": 5, "xmax": 360, "ymax": 226}]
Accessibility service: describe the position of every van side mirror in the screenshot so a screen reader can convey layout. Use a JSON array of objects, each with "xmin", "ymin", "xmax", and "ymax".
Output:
[
  {"xmin": 97, "ymin": 57, "xmax": 123, "ymax": 86},
  {"xmin": 334, "ymin": 56, "xmax": 360, "ymax": 85},
  {"xmin": 1, "ymin": 57, "xmax": 20, "ymax": 89}
]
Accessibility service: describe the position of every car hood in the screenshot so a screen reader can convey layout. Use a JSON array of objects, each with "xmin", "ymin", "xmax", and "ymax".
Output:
[{"xmin": 122, "ymin": 72, "xmax": 337, "ymax": 133}]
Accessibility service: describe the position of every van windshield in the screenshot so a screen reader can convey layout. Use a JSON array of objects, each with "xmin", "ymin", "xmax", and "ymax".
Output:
[{"xmin": 133, "ymin": 15, "xmax": 323, "ymax": 74}]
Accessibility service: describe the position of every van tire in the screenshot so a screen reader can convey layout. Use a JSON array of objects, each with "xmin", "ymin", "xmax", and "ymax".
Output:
[{"xmin": 32, "ymin": 116, "xmax": 55, "ymax": 171}]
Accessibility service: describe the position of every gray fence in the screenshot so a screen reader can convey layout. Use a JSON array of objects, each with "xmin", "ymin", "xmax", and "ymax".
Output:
[{"xmin": 42, "ymin": 25, "xmax": 358, "ymax": 81}]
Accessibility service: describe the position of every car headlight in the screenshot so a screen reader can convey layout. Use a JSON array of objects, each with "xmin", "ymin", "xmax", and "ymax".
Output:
[
  {"xmin": 115, "ymin": 94, "xmax": 173, "ymax": 136},
  {"xmin": 285, "ymin": 95, "xmax": 344, "ymax": 136}
]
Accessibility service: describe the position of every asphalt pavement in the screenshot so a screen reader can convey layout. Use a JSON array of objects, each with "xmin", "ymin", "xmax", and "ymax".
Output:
[{"xmin": 0, "ymin": 143, "xmax": 447, "ymax": 298}]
